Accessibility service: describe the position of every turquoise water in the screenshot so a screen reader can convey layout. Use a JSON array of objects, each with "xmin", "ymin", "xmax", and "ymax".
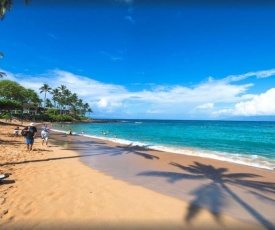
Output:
[{"xmin": 52, "ymin": 120, "xmax": 275, "ymax": 170}]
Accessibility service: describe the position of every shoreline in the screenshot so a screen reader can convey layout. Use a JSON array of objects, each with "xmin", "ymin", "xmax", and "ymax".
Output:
[
  {"xmin": 1, "ymin": 121, "xmax": 274, "ymax": 229},
  {"xmin": 51, "ymin": 126, "xmax": 275, "ymax": 172},
  {"xmin": 48, "ymin": 128, "xmax": 275, "ymax": 225}
]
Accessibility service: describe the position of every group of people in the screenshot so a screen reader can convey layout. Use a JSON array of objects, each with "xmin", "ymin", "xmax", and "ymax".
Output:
[
  {"xmin": 14, "ymin": 123, "xmax": 80, "ymax": 152},
  {"xmin": 14, "ymin": 123, "xmax": 50, "ymax": 152}
]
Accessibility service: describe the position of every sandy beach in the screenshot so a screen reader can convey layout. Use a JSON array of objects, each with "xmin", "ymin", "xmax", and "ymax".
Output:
[{"xmin": 1, "ymin": 121, "xmax": 275, "ymax": 230}]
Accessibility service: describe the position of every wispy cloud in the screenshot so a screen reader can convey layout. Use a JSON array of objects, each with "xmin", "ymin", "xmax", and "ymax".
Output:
[
  {"xmin": 47, "ymin": 33, "xmax": 58, "ymax": 40},
  {"xmin": 224, "ymin": 69, "xmax": 275, "ymax": 82},
  {"xmin": 196, "ymin": 103, "xmax": 214, "ymax": 109},
  {"xmin": 125, "ymin": 15, "xmax": 135, "ymax": 24},
  {"xmin": 2, "ymin": 68, "xmax": 275, "ymax": 119},
  {"xmin": 99, "ymin": 51, "xmax": 123, "ymax": 61}
]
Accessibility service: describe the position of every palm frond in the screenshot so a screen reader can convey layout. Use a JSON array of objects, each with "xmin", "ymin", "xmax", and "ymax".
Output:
[
  {"xmin": 0, "ymin": 0, "xmax": 13, "ymax": 20},
  {"xmin": 0, "ymin": 71, "xmax": 6, "ymax": 78}
]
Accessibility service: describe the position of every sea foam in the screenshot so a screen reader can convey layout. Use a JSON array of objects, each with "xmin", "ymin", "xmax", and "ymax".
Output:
[{"xmin": 51, "ymin": 128, "xmax": 275, "ymax": 171}]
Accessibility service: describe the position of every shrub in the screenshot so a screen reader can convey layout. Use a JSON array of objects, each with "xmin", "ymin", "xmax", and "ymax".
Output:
[
  {"xmin": 49, "ymin": 114, "xmax": 73, "ymax": 122},
  {"xmin": 45, "ymin": 108, "xmax": 58, "ymax": 115},
  {"xmin": 1, "ymin": 114, "xmax": 11, "ymax": 120},
  {"xmin": 34, "ymin": 114, "xmax": 51, "ymax": 121}
]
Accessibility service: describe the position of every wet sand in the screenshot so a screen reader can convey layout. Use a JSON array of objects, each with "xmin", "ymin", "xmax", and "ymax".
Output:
[
  {"xmin": 1, "ymin": 121, "xmax": 274, "ymax": 229},
  {"xmin": 51, "ymin": 129, "xmax": 275, "ymax": 228}
]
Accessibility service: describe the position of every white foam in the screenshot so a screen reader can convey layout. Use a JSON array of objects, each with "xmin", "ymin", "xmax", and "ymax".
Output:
[{"xmin": 50, "ymin": 129, "xmax": 275, "ymax": 171}]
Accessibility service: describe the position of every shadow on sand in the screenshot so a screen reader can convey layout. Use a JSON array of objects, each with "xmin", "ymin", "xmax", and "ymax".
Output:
[
  {"xmin": 138, "ymin": 161, "xmax": 275, "ymax": 230},
  {"xmin": 0, "ymin": 179, "xmax": 15, "ymax": 185},
  {"xmin": 52, "ymin": 136, "xmax": 160, "ymax": 161}
]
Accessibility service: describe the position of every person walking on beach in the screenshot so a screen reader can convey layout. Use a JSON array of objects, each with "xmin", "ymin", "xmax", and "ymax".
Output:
[
  {"xmin": 14, "ymin": 126, "xmax": 20, "ymax": 136},
  {"xmin": 68, "ymin": 129, "xmax": 72, "ymax": 135},
  {"xmin": 22, "ymin": 123, "xmax": 37, "ymax": 152},
  {"xmin": 41, "ymin": 128, "xmax": 50, "ymax": 146}
]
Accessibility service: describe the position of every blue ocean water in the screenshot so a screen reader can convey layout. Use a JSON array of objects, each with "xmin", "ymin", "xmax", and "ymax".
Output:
[{"xmin": 52, "ymin": 120, "xmax": 275, "ymax": 170}]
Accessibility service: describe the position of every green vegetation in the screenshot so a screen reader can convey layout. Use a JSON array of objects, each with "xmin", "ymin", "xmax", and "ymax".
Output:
[
  {"xmin": 0, "ymin": 79, "xmax": 93, "ymax": 122},
  {"xmin": 39, "ymin": 83, "xmax": 52, "ymax": 109},
  {"xmin": 0, "ymin": 98, "xmax": 22, "ymax": 120},
  {"xmin": 0, "ymin": 80, "xmax": 41, "ymax": 105},
  {"xmin": 46, "ymin": 84, "xmax": 92, "ymax": 118}
]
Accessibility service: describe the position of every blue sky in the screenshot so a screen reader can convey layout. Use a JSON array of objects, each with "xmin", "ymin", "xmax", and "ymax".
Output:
[{"xmin": 1, "ymin": 0, "xmax": 275, "ymax": 120}]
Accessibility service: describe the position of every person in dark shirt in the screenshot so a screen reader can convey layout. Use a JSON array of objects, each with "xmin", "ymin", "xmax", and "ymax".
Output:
[{"xmin": 23, "ymin": 123, "xmax": 37, "ymax": 152}]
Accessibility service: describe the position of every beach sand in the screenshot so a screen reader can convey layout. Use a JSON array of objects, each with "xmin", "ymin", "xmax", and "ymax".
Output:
[{"xmin": 0, "ymin": 121, "xmax": 274, "ymax": 230}]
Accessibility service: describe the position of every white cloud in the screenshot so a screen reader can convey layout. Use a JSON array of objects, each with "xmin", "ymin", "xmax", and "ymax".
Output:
[
  {"xmin": 2, "ymin": 68, "xmax": 275, "ymax": 119},
  {"xmin": 224, "ymin": 69, "xmax": 275, "ymax": 83},
  {"xmin": 99, "ymin": 51, "xmax": 123, "ymax": 61},
  {"xmin": 197, "ymin": 103, "xmax": 214, "ymax": 109},
  {"xmin": 216, "ymin": 88, "xmax": 275, "ymax": 116}
]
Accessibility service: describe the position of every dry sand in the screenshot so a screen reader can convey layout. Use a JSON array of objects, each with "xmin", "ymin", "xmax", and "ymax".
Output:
[{"xmin": 0, "ymin": 120, "xmax": 274, "ymax": 230}]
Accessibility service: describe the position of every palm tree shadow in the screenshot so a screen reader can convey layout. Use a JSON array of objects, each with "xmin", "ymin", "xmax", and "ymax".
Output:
[
  {"xmin": 49, "ymin": 135, "xmax": 159, "ymax": 160},
  {"xmin": 138, "ymin": 161, "xmax": 275, "ymax": 229},
  {"xmin": 112, "ymin": 145, "xmax": 160, "ymax": 160},
  {"xmin": 186, "ymin": 182, "xmax": 226, "ymax": 223}
]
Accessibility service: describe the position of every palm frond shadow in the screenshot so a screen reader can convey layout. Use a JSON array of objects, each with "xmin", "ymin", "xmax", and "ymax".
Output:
[
  {"xmin": 0, "ymin": 179, "xmax": 15, "ymax": 185},
  {"xmin": 0, "ymin": 139, "xmax": 22, "ymax": 145},
  {"xmin": 114, "ymin": 145, "xmax": 159, "ymax": 160},
  {"xmin": 138, "ymin": 161, "xmax": 275, "ymax": 229},
  {"xmin": 248, "ymin": 191, "xmax": 275, "ymax": 203}
]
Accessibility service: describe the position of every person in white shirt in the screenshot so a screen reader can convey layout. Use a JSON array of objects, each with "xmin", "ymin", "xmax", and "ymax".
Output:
[
  {"xmin": 14, "ymin": 126, "xmax": 20, "ymax": 136},
  {"xmin": 41, "ymin": 128, "xmax": 50, "ymax": 146}
]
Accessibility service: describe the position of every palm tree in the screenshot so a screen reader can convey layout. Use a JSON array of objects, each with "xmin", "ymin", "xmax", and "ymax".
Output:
[
  {"xmin": 0, "ymin": 52, "xmax": 5, "ymax": 78},
  {"xmin": 39, "ymin": 83, "xmax": 52, "ymax": 109},
  {"xmin": 63, "ymin": 88, "xmax": 72, "ymax": 112},
  {"xmin": 58, "ymin": 85, "xmax": 67, "ymax": 93},
  {"xmin": 51, "ymin": 88, "xmax": 59, "ymax": 108},
  {"xmin": 57, "ymin": 85, "xmax": 67, "ymax": 114},
  {"xmin": 69, "ymin": 93, "xmax": 78, "ymax": 116},
  {"xmin": 0, "ymin": 71, "xmax": 5, "ymax": 78},
  {"xmin": 0, "ymin": 0, "xmax": 30, "ymax": 20},
  {"xmin": 0, "ymin": 0, "xmax": 12, "ymax": 20},
  {"xmin": 83, "ymin": 102, "xmax": 89, "ymax": 116},
  {"xmin": 45, "ymin": 98, "xmax": 53, "ymax": 108},
  {"xmin": 87, "ymin": 108, "xmax": 93, "ymax": 117},
  {"xmin": 76, "ymin": 99, "xmax": 83, "ymax": 115}
]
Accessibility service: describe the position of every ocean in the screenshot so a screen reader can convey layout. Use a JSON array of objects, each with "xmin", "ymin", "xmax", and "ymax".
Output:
[{"xmin": 52, "ymin": 120, "xmax": 275, "ymax": 170}]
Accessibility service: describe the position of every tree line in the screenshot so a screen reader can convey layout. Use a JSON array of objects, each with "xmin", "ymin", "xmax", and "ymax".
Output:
[
  {"xmin": 0, "ymin": 79, "xmax": 92, "ymax": 121},
  {"xmin": 39, "ymin": 83, "xmax": 92, "ymax": 117}
]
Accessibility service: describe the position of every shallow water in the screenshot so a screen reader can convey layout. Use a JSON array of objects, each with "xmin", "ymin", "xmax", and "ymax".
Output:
[{"xmin": 52, "ymin": 120, "xmax": 275, "ymax": 170}]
